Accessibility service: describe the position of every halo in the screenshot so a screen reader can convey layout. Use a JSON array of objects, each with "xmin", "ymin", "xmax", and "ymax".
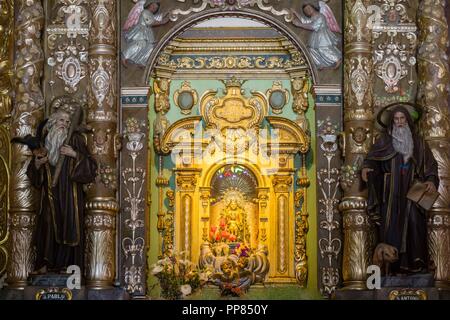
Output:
[{"xmin": 376, "ymin": 102, "xmax": 422, "ymax": 128}]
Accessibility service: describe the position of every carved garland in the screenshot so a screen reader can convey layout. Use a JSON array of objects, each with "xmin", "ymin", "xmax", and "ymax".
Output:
[
  {"xmin": 317, "ymin": 118, "xmax": 341, "ymax": 296},
  {"xmin": 122, "ymin": 117, "xmax": 146, "ymax": 295}
]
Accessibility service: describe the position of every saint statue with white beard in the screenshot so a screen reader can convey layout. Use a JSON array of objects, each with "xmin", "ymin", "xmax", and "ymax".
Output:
[
  {"xmin": 362, "ymin": 104, "xmax": 439, "ymax": 274},
  {"xmin": 27, "ymin": 110, "xmax": 97, "ymax": 274}
]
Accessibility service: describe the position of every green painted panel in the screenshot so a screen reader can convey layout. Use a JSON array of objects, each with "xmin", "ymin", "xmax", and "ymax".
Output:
[{"xmin": 147, "ymin": 78, "xmax": 321, "ymax": 299}]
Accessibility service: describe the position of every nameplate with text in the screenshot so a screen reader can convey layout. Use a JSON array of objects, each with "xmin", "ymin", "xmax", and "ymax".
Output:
[
  {"xmin": 35, "ymin": 288, "xmax": 73, "ymax": 300},
  {"xmin": 388, "ymin": 289, "xmax": 427, "ymax": 300}
]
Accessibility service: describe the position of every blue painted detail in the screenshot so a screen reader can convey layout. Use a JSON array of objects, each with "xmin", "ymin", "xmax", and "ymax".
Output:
[
  {"xmin": 315, "ymin": 95, "xmax": 341, "ymax": 105},
  {"xmin": 121, "ymin": 95, "xmax": 148, "ymax": 105}
]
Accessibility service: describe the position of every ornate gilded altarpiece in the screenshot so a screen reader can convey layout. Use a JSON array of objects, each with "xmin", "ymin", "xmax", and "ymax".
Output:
[{"xmin": 0, "ymin": 0, "xmax": 448, "ymax": 300}]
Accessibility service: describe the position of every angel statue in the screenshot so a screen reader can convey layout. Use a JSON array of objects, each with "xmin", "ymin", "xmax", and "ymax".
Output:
[
  {"xmin": 122, "ymin": 0, "xmax": 169, "ymax": 67},
  {"xmin": 292, "ymin": 1, "xmax": 342, "ymax": 70}
]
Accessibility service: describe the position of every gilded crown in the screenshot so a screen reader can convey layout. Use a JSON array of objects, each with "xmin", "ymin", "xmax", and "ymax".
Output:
[{"xmin": 222, "ymin": 76, "xmax": 246, "ymax": 88}]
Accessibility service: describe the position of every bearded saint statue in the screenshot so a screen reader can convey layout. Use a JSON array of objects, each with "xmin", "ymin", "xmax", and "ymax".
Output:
[
  {"xmin": 27, "ymin": 110, "xmax": 97, "ymax": 274},
  {"xmin": 362, "ymin": 104, "xmax": 439, "ymax": 274}
]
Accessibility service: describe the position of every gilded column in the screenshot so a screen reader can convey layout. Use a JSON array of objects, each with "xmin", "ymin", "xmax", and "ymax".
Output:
[
  {"xmin": 272, "ymin": 174, "xmax": 294, "ymax": 280},
  {"xmin": 174, "ymin": 169, "xmax": 201, "ymax": 260},
  {"xmin": 8, "ymin": 0, "xmax": 45, "ymax": 288},
  {"xmin": 199, "ymin": 187, "xmax": 211, "ymax": 244},
  {"xmin": 0, "ymin": 0, "xmax": 14, "ymax": 278},
  {"xmin": 417, "ymin": 0, "xmax": 450, "ymax": 289},
  {"xmin": 256, "ymin": 187, "xmax": 269, "ymax": 247},
  {"xmin": 295, "ymin": 154, "xmax": 310, "ymax": 287},
  {"xmin": 156, "ymin": 156, "xmax": 169, "ymax": 259},
  {"xmin": 85, "ymin": 0, "xmax": 118, "ymax": 288},
  {"xmin": 339, "ymin": 0, "xmax": 374, "ymax": 290}
]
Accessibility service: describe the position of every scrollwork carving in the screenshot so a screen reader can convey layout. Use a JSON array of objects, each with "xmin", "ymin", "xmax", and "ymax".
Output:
[
  {"xmin": 372, "ymin": 0, "xmax": 417, "ymax": 94},
  {"xmin": 170, "ymin": 55, "xmax": 306, "ymax": 70},
  {"xmin": 349, "ymin": 56, "xmax": 371, "ymax": 107},
  {"xmin": 90, "ymin": 56, "xmax": 112, "ymax": 107},
  {"xmin": 46, "ymin": 0, "xmax": 89, "ymax": 103},
  {"xmin": 291, "ymin": 77, "xmax": 311, "ymax": 135},
  {"xmin": 90, "ymin": 0, "xmax": 115, "ymax": 44},
  {"xmin": 170, "ymin": 1, "xmax": 294, "ymax": 23},
  {"xmin": 272, "ymin": 176, "xmax": 292, "ymax": 193},
  {"xmin": 153, "ymin": 77, "xmax": 171, "ymax": 114},
  {"xmin": 295, "ymin": 155, "xmax": 310, "ymax": 287}
]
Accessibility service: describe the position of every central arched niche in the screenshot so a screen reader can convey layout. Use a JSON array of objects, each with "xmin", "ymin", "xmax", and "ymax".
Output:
[
  {"xmin": 209, "ymin": 164, "xmax": 259, "ymax": 249},
  {"xmin": 145, "ymin": 14, "xmax": 317, "ymax": 295}
]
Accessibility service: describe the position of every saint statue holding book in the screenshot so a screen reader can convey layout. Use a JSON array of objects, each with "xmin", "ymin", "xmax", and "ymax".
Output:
[{"xmin": 362, "ymin": 103, "xmax": 439, "ymax": 274}]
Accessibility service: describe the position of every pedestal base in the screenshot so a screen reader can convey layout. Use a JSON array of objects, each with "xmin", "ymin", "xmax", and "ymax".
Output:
[
  {"xmin": 334, "ymin": 273, "xmax": 449, "ymax": 300},
  {"xmin": 0, "ymin": 286, "xmax": 130, "ymax": 300},
  {"xmin": 0, "ymin": 273, "xmax": 130, "ymax": 300},
  {"xmin": 334, "ymin": 287, "xmax": 444, "ymax": 300}
]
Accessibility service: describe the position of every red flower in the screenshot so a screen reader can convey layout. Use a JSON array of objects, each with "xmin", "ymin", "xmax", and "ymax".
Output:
[
  {"xmin": 210, "ymin": 226, "xmax": 217, "ymax": 233},
  {"xmin": 229, "ymin": 235, "xmax": 236, "ymax": 242}
]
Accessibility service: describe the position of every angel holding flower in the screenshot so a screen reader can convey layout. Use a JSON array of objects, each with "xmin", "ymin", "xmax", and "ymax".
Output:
[
  {"xmin": 121, "ymin": 0, "xmax": 169, "ymax": 67},
  {"xmin": 292, "ymin": 1, "xmax": 342, "ymax": 70}
]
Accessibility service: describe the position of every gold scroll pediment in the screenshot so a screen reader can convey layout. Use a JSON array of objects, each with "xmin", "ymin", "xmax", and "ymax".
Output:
[
  {"xmin": 266, "ymin": 116, "xmax": 310, "ymax": 154},
  {"xmin": 200, "ymin": 78, "xmax": 268, "ymax": 133},
  {"xmin": 160, "ymin": 116, "xmax": 206, "ymax": 154}
]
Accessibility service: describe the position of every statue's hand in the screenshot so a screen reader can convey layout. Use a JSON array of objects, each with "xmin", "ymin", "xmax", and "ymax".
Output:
[
  {"xmin": 361, "ymin": 168, "xmax": 374, "ymax": 182},
  {"xmin": 424, "ymin": 181, "xmax": 437, "ymax": 193},
  {"xmin": 60, "ymin": 144, "xmax": 77, "ymax": 158},
  {"xmin": 35, "ymin": 155, "xmax": 48, "ymax": 169}
]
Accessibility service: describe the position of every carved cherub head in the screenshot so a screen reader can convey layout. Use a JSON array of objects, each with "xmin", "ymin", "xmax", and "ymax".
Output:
[{"xmin": 350, "ymin": 127, "xmax": 369, "ymax": 145}]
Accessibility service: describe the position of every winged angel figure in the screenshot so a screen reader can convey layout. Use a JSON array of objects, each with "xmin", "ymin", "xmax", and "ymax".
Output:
[
  {"xmin": 122, "ymin": 0, "xmax": 168, "ymax": 67},
  {"xmin": 292, "ymin": 1, "xmax": 342, "ymax": 70}
]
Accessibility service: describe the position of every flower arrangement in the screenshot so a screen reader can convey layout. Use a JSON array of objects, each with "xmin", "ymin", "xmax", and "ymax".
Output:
[
  {"xmin": 232, "ymin": 243, "xmax": 250, "ymax": 257},
  {"xmin": 151, "ymin": 251, "xmax": 207, "ymax": 300},
  {"xmin": 209, "ymin": 219, "xmax": 237, "ymax": 243}
]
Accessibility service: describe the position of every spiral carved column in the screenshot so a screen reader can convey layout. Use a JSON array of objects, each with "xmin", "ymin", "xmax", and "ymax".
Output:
[
  {"xmin": 7, "ymin": 0, "xmax": 45, "ymax": 289},
  {"xmin": 85, "ymin": 0, "xmax": 118, "ymax": 289},
  {"xmin": 417, "ymin": 0, "xmax": 450, "ymax": 289},
  {"xmin": 339, "ymin": 0, "xmax": 374, "ymax": 290},
  {"xmin": 0, "ymin": 0, "xmax": 14, "ymax": 279}
]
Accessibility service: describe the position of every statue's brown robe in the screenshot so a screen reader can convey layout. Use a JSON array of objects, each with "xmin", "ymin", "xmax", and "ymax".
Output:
[
  {"xmin": 363, "ymin": 132, "xmax": 439, "ymax": 273},
  {"xmin": 27, "ymin": 133, "xmax": 97, "ymax": 272}
]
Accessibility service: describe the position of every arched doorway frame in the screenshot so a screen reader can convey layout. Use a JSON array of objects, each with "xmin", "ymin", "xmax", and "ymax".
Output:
[
  {"xmin": 143, "ymin": 9, "xmax": 319, "ymax": 84},
  {"xmin": 142, "ymin": 7, "xmax": 317, "ymax": 288}
]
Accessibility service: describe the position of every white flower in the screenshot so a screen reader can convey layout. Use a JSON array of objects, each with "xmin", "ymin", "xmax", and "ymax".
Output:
[
  {"xmin": 199, "ymin": 272, "xmax": 209, "ymax": 282},
  {"xmin": 151, "ymin": 265, "xmax": 163, "ymax": 275},
  {"xmin": 180, "ymin": 284, "xmax": 192, "ymax": 297}
]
